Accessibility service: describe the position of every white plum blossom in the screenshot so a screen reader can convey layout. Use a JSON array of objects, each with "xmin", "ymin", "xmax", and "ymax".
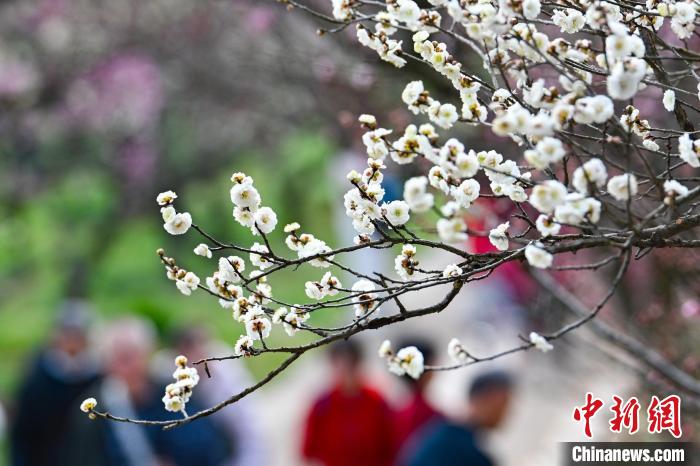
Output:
[
  {"xmin": 253, "ymin": 207, "xmax": 278, "ymax": 234},
  {"xmin": 554, "ymin": 194, "xmax": 601, "ymax": 226},
  {"xmin": 534, "ymin": 137, "xmax": 566, "ymax": 166},
  {"xmin": 488, "ymin": 222, "xmax": 510, "ymax": 251},
  {"xmin": 402, "ymin": 80, "xmax": 427, "ymax": 113},
  {"xmin": 382, "ymin": 200, "xmax": 410, "ymax": 226},
  {"xmin": 529, "ymin": 332, "xmax": 554, "ymax": 352},
  {"xmin": 525, "ymin": 242, "xmax": 553, "ymax": 269},
  {"xmin": 164, "ymin": 212, "xmax": 192, "ymax": 236},
  {"xmin": 80, "ymin": 398, "xmax": 97, "ymax": 413},
  {"xmin": 246, "ymin": 316, "xmax": 272, "ymax": 340},
  {"xmin": 233, "ymin": 206, "xmax": 255, "ymax": 228},
  {"xmin": 447, "ymin": 338, "xmax": 469, "ymax": 362},
  {"xmin": 394, "ymin": 244, "xmax": 419, "ymax": 280},
  {"xmin": 294, "ymin": 235, "xmax": 334, "ymax": 268},
  {"xmin": 352, "ymin": 279, "xmax": 379, "ymax": 317},
  {"xmin": 305, "ymin": 272, "xmax": 342, "ymax": 299},
  {"xmin": 536, "ymin": 214, "xmax": 561, "ymax": 237},
  {"xmin": 663, "ymin": 90, "xmax": 676, "ymax": 112},
  {"xmin": 387, "ymin": 346, "xmax": 425, "ymax": 379},
  {"xmin": 643, "ymin": 137, "xmax": 660, "ymax": 152},
  {"xmin": 363, "ymin": 128, "xmax": 392, "ymax": 159},
  {"xmin": 218, "ymin": 256, "xmax": 244, "ymax": 283},
  {"xmin": 358, "ymin": 114, "xmax": 377, "ymax": 127},
  {"xmin": 161, "ymin": 205, "xmax": 176, "ymax": 224},
  {"xmin": 389, "ymin": 0, "xmax": 422, "ymax": 28},
  {"xmin": 282, "ymin": 308, "xmax": 310, "ymax": 336},
  {"xmin": 670, "ymin": 1, "xmax": 697, "ymax": 39},
  {"xmin": 678, "ymin": 133, "xmax": 700, "ymax": 167},
  {"xmin": 552, "ymin": 9, "xmax": 585, "ymax": 33},
  {"xmin": 392, "ymin": 124, "xmax": 432, "ymax": 165},
  {"xmin": 522, "ymin": 0, "xmax": 541, "ymax": 19},
  {"xmin": 378, "ymin": 339, "xmax": 393, "ymax": 358},
  {"xmin": 356, "ymin": 25, "xmax": 407, "ymax": 68},
  {"xmin": 574, "ymin": 96, "xmax": 614, "ymax": 125},
  {"xmin": 230, "ymin": 183, "xmax": 260, "ymax": 210},
  {"xmin": 162, "ymin": 355, "xmax": 199, "ymax": 414},
  {"xmin": 442, "ymin": 263, "xmax": 462, "ymax": 278},
  {"xmin": 572, "ymin": 158, "xmax": 607, "ymax": 194},
  {"xmin": 607, "ymin": 59, "xmax": 647, "ymax": 100},
  {"xmin": 429, "ymin": 102, "xmax": 459, "ymax": 129},
  {"xmin": 176, "ymin": 271, "xmax": 200, "ymax": 296},
  {"xmin": 451, "ymin": 179, "xmax": 480, "ymax": 209},
  {"xmin": 234, "ymin": 335, "xmax": 254, "ymax": 356},
  {"xmin": 663, "ymin": 179, "xmax": 689, "ymax": 205},
  {"xmin": 157, "ymin": 190, "xmax": 178, "ymax": 206},
  {"xmin": 193, "ymin": 243, "xmax": 212, "ymax": 258},
  {"xmin": 607, "ymin": 174, "xmax": 638, "ymax": 201},
  {"xmin": 529, "ymin": 180, "xmax": 568, "ymax": 214},
  {"xmin": 403, "ymin": 176, "xmax": 434, "ymax": 213},
  {"xmin": 272, "ymin": 307, "xmax": 288, "ymax": 325},
  {"xmin": 331, "ymin": 0, "xmax": 354, "ymax": 20},
  {"xmin": 437, "ymin": 217, "xmax": 468, "ymax": 244},
  {"xmin": 250, "ymin": 243, "xmax": 273, "ymax": 270}
]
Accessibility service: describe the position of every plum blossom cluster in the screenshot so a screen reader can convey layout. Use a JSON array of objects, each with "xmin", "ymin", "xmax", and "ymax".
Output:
[
  {"xmin": 394, "ymin": 244, "xmax": 419, "ymax": 280},
  {"xmin": 305, "ymin": 272, "xmax": 343, "ymax": 299},
  {"xmin": 86, "ymin": 0, "xmax": 700, "ymax": 427},
  {"xmin": 345, "ymin": 156, "xmax": 411, "ymax": 236},
  {"xmin": 159, "ymin": 249, "xmax": 201, "ymax": 296},
  {"xmin": 158, "ymin": 190, "xmax": 192, "ymax": 236},
  {"xmin": 162, "ymin": 355, "xmax": 200, "ymax": 415},
  {"xmin": 230, "ymin": 173, "xmax": 278, "ymax": 235},
  {"xmin": 285, "ymin": 223, "xmax": 335, "ymax": 267}
]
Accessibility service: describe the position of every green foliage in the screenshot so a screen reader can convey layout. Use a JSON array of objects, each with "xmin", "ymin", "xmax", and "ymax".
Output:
[{"xmin": 0, "ymin": 129, "xmax": 339, "ymax": 400}]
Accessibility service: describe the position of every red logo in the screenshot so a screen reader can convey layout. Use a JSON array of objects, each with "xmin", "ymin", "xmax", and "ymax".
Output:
[{"xmin": 573, "ymin": 393, "xmax": 682, "ymax": 438}]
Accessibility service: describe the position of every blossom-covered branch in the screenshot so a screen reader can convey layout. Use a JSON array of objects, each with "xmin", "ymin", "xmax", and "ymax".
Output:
[{"xmin": 81, "ymin": 0, "xmax": 700, "ymax": 428}]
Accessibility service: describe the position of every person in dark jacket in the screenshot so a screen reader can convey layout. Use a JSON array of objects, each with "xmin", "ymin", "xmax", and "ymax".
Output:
[
  {"xmin": 10, "ymin": 300, "xmax": 101, "ymax": 466},
  {"xmin": 399, "ymin": 371, "xmax": 514, "ymax": 466},
  {"xmin": 60, "ymin": 316, "xmax": 230, "ymax": 466}
]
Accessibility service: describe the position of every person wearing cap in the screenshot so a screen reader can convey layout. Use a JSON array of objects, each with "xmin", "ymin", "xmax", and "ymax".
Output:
[
  {"xmin": 398, "ymin": 371, "xmax": 514, "ymax": 466},
  {"xmin": 10, "ymin": 299, "xmax": 101, "ymax": 466}
]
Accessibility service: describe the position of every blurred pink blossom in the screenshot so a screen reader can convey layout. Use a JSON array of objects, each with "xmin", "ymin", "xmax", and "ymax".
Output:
[
  {"xmin": 244, "ymin": 6, "xmax": 277, "ymax": 34},
  {"xmin": 66, "ymin": 54, "xmax": 164, "ymax": 135},
  {"xmin": 27, "ymin": 0, "xmax": 66, "ymax": 29},
  {"xmin": 119, "ymin": 138, "xmax": 157, "ymax": 184},
  {"xmin": 680, "ymin": 299, "xmax": 700, "ymax": 319},
  {"xmin": 0, "ymin": 55, "xmax": 39, "ymax": 98}
]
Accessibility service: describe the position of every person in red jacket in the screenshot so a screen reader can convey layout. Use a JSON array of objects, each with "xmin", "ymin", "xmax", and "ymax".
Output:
[{"xmin": 301, "ymin": 340, "xmax": 394, "ymax": 466}]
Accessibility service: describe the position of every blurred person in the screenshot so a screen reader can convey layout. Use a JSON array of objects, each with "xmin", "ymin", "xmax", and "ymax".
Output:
[
  {"xmin": 60, "ymin": 316, "xmax": 230, "ymax": 466},
  {"xmin": 10, "ymin": 299, "xmax": 101, "ymax": 466},
  {"xmin": 302, "ymin": 339, "xmax": 394, "ymax": 466},
  {"xmin": 399, "ymin": 371, "xmax": 514, "ymax": 466},
  {"xmin": 170, "ymin": 326, "xmax": 268, "ymax": 466},
  {"xmin": 391, "ymin": 338, "xmax": 440, "ymax": 453}
]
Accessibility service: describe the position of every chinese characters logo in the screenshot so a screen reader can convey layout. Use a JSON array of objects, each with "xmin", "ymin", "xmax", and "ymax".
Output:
[{"xmin": 573, "ymin": 393, "xmax": 682, "ymax": 439}]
